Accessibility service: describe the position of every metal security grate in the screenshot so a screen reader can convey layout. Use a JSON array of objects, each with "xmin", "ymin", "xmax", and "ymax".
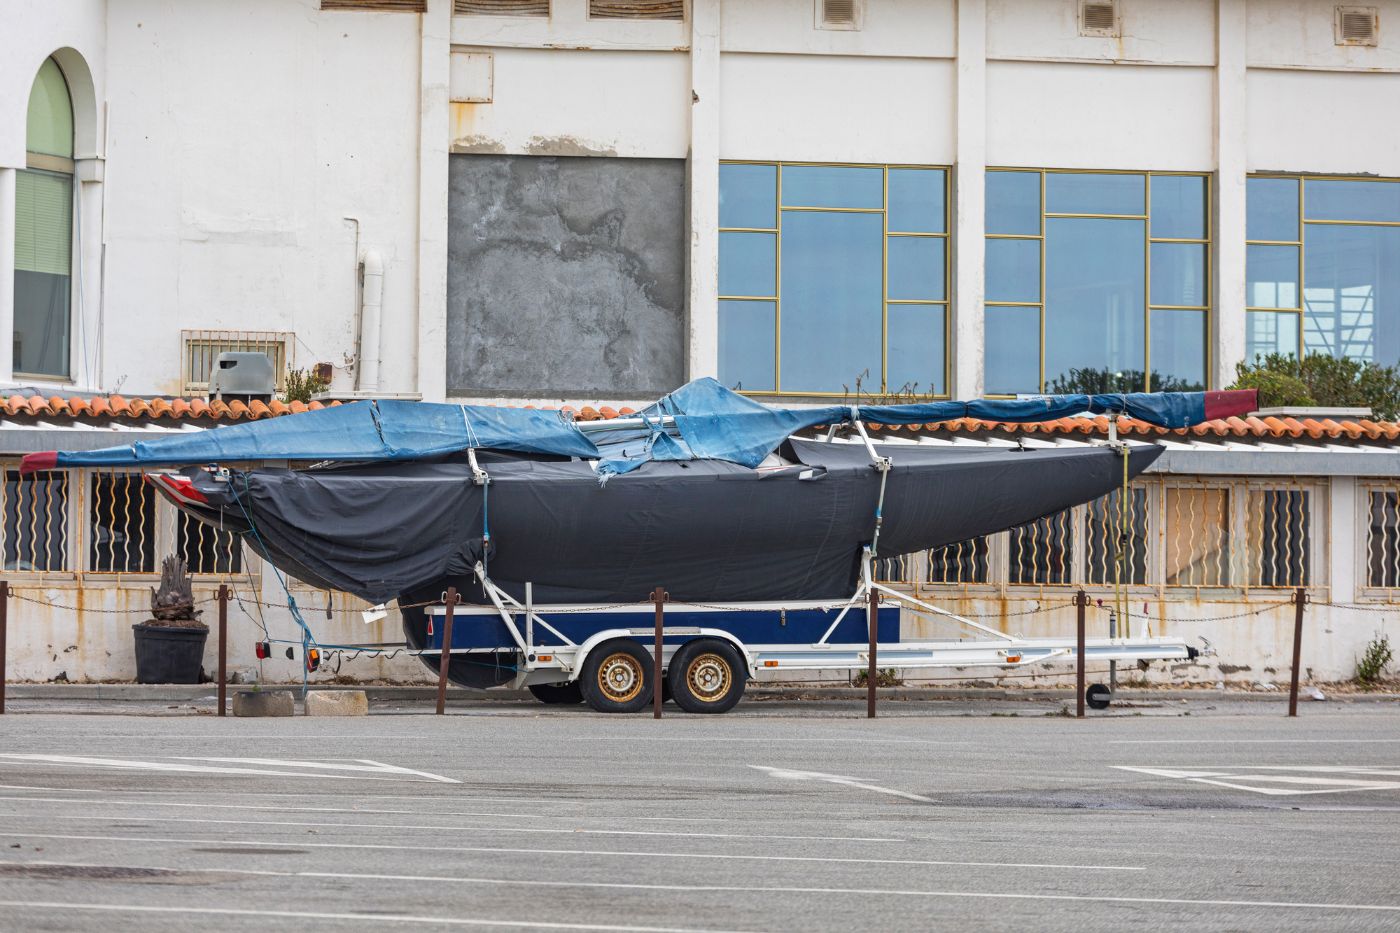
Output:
[
  {"xmin": 1164, "ymin": 485, "xmax": 1231, "ymax": 587},
  {"xmin": 1009, "ymin": 511, "xmax": 1075, "ymax": 586},
  {"xmin": 876, "ymin": 554, "xmax": 914, "ymax": 584},
  {"xmin": 1366, "ymin": 488, "xmax": 1400, "ymax": 587},
  {"xmin": 589, "ymin": 0, "xmax": 683, "ymax": 19},
  {"xmin": 1085, "ymin": 486, "xmax": 1149, "ymax": 586},
  {"xmin": 89, "ymin": 473, "xmax": 156, "ymax": 574},
  {"xmin": 1336, "ymin": 6, "xmax": 1378, "ymax": 45},
  {"xmin": 182, "ymin": 330, "xmax": 290, "ymax": 396},
  {"xmin": 926, "ymin": 538, "xmax": 989, "ymax": 585},
  {"xmin": 1247, "ymin": 488, "xmax": 1311, "ymax": 587},
  {"xmin": 178, "ymin": 512, "xmax": 242, "ymax": 576},
  {"xmin": 1080, "ymin": 0, "xmax": 1118, "ymax": 36},
  {"xmin": 2, "ymin": 470, "xmax": 68, "ymax": 572},
  {"xmin": 456, "ymin": 0, "xmax": 549, "ymax": 14}
]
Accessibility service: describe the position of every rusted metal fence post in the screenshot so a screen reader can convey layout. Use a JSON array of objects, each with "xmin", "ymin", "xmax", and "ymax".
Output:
[
  {"xmin": 1288, "ymin": 587, "xmax": 1306, "ymax": 718},
  {"xmin": 217, "ymin": 584, "xmax": 229, "ymax": 717},
  {"xmin": 867, "ymin": 587, "xmax": 879, "ymax": 719},
  {"xmin": 0, "ymin": 580, "xmax": 8, "ymax": 715},
  {"xmin": 436, "ymin": 587, "xmax": 459, "ymax": 715},
  {"xmin": 652, "ymin": 587, "xmax": 667, "ymax": 720},
  {"xmin": 1075, "ymin": 589, "xmax": 1087, "ymax": 718}
]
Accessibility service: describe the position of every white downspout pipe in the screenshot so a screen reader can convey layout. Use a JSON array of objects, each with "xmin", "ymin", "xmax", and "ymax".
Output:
[{"xmin": 358, "ymin": 249, "xmax": 384, "ymax": 393}]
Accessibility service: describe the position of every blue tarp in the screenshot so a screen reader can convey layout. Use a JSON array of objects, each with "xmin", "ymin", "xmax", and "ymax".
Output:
[{"xmin": 24, "ymin": 378, "xmax": 1255, "ymax": 475}]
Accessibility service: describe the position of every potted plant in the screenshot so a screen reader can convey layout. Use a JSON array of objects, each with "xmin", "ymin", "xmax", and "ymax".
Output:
[{"xmin": 131, "ymin": 556, "xmax": 209, "ymax": 684}]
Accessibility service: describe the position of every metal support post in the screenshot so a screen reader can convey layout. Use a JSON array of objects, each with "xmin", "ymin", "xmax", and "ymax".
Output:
[
  {"xmin": 652, "ymin": 587, "xmax": 667, "ymax": 720},
  {"xmin": 867, "ymin": 586, "xmax": 879, "ymax": 719},
  {"xmin": 1075, "ymin": 589, "xmax": 1087, "ymax": 718},
  {"xmin": 217, "ymin": 584, "xmax": 229, "ymax": 717},
  {"xmin": 436, "ymin": 587, "xmax": 458, "ymax": 715},
  {"xmin": 0, "ymin": 580, "xmax": 8, "ymax": 715},
  {"xmin": 1289, "ymin": 587, "xmax": 1306, "ymax": 718}
]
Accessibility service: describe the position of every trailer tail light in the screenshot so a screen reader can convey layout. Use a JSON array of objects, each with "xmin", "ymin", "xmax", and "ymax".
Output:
[
  {"xmin": 306, "ymin": 647, "xmax": 321, "ymax": 672},
  {"xmin": 254, "ymin": 641, "xmax": 271, "ymax": 660}
]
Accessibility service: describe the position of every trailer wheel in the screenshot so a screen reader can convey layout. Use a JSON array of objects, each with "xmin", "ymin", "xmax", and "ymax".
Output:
[
  {"xmin": 528, "ymin": 681, "xmax": 584, "ymax": 705},
  {"xmin": 580, "ymin": 640, "xmax": 654, "ymax": 713},
  {"xmin": 1086, "ymin": 683, "xmax": 1113, "ymax": 710},
  {"xmin": 667, "ymin": 639, "xmax": 747, "ymax": 714}
]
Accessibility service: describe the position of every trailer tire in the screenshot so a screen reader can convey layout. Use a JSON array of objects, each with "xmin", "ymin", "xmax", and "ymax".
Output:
[
  {"xmin": 667, "ymin": 639, "xmax": 746, "ymax": 714},
  {"xmin": 580, "ymin": 639, "xmax": 655, "ymax": 713},
  {"xmin": 528, "ymin": 681, "xmax": 584, "ymax": 705}
]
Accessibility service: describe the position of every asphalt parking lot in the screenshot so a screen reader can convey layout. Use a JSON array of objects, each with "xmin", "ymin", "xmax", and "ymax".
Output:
[{"xmin": 1, "ymin": 700, "xmax": 1399, "ymax": 932}]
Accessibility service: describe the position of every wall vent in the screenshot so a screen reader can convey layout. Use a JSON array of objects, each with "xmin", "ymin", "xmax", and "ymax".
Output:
[
  {"xmin": 456, "ymin": 0, "xmax": 549, "ymax": 15},
  {"xmin": 320, "ymin": 0, "xmax": 427, "ymax": 11},
  {"xmin": 1079, "ymin": 0, "xmax": 1118, "ymax": 37},
  {"xmin": 816, "ymin": 0, "xmax": 862, "ymax": 31},
  {"xmin": 1335, "ymin": 6, "xmax": 1378, "ymax": 46},
  {"xmin": 588, "ymin": 0, "xmax": 684, "ymax": 20}
]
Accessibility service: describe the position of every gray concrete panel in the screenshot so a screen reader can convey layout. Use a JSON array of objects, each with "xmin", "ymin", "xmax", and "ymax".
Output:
[{"xmin": 446, "ymin": 154, "xmax": 686, "ymax": 399}]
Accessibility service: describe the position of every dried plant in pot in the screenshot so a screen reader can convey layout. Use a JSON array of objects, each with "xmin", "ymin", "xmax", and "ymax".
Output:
[{"xmin": 131, "ymin": 556, "xmax": 209, "ymax": 684}]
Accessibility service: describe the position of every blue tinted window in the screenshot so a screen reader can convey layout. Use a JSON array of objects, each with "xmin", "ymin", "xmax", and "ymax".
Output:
[
  {"xmin": 1247, "ymin": 177, "xmax": 1299, "ymax": 241},
  {"xmin": 1044, "ymin": 217, "xmax": 1146, "ymax": 392},
  {"xmin": 1303, "ymin": 223, "xmax": 1400, "ymax": 366},
  {"xmin": 1150, "ymin": 308, "xmax": 1206, "ymax": 391},
  {"xmin": 781, "ymin": 165, "xmax": 883, "ymax": 209},
  {"xmin": 888, "ymin": 237, "xmax": 945, "ymax": 301},
  {"xmin": 986, "ymin": 238, "xmax": 1039, "ymax": 303},
  {"xmin": 1305, "ymin": 179, "xmax": 1400, "ymax": 223},
  {"xmin": 779, "ymin": 210, "xmax": 884, "ymax": 393},
  {"xmin": 984, "ymin": 306, "xmax": 1040, "ymax": 395},
  {"xmin": 1247, "ymin": 244, "xmax": 1299, "ymax": 309},
  {"xmin": 1246, "ymin": 311, "xmax": 1300, "ymax": 362},
  {"xmin": 887, "ymin": 169, "xmax": 945, "ymax": 233},
  {"xmin": 1045, "ymin": 173, "xmax": 1144, "ymax": 216},
  {"xmin": 718, "ymin": 232, "xmax": 775, "ymax": 297},
  {"xmin": 987, "ymin": 171, "xmax": 1040, "ymax": 235},
  {"xmin": 887, "ymin": 304, "xmax": 945, "ymax": 395},
  {"xmin": 718, "ymin": 301, "xmax": 776, "ymax": 391},
  {"xmin": 1150, "ymin": 243, "xmax": 1207, "ymax": 307},
  {"xmin": 719, "ymin": 163, "xmax": 776, "ymax": 228},
  {"xmin": 1150, "ymin": 175, "xmax": 1207, "ymax": 239}
]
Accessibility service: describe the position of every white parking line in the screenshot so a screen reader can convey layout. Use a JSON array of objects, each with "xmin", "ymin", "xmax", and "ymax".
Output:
[
  {"xmin": 0, "ymin": 901, "xmax": 759, "ymax": 932},
  {"xmin": 0, "ymin": 754, "xmax": 459, "ymax": 783},
  {"xmin": 7, "ymin": 865, "xmax": 1400, "ymax": 917},
  {"xmin": 1114, "ymin": 766, "xmax": 1400, "ymax": 796},
  {"xmin": 10, "ymin": 811, "xmax": 901, "ymax": 844},
  {"xmin": 0, "ymin": 832, "xmax": 1145, "ymax": 872},
  {"xmin": 749, "ymin": 765, "xmax": 935, "ymax": 803}
]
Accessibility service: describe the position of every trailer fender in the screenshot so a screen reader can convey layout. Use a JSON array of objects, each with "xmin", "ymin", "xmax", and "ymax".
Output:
[{"xmin": 570, "ymin": 627, "xmax": 756, "ymax": 681}]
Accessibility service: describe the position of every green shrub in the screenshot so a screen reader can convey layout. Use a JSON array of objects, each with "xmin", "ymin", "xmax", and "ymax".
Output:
[
  {"xmin": 1356, "ymin": 634, "xmax": 1393, "ymax": 685},
  {"xmin": 1230, "ymin": 352, "xmax": 1400, "ymax": 421},
  {"xmin": 281, "ymin": 367, "xmax": 330, "ymax": 404}
]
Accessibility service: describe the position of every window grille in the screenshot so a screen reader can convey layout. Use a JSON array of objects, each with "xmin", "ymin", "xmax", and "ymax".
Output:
[
  {"xmin": 182, "ymin": 330, "xmax": 291, "ymax": 396},
  {"xmin": 456, "ymin": 0, "xmax": 548, "ymax": 13},
  {"xmin": 1247, "ymin": 488, "xmax": 1311, "ymax": 587},
  {"xmin": 1164, "ymin": 485, "xmax": 1231, "ymax": 587},
  {"xmin": 1085, "ymin": 485, "xmax": 1149, "ymax": 586},
  {"xmin": 89, "ymin": 472, "xmax": 156, "ymax": 574},
  {"xmin": 876, "ymin": 553, "xmax": 914, "ymax": 583},
  {"xmin": 589, "ymin": 0, "xmax": 683, "ymax": 19},
  {"xmin": 1365, "ymin": 488, "xmax": 1400, "ymax": 588},
  {"xmin": 926, "ymin": 538, "xmax": 989, "ymax": 585},
  {"xmin": 177, "ymin": 512, "xmax": 242, "ymax": 576},
  {"xmin": 2, "ymin": 470, "xmax": 68, "ymax": 572},
  {"xmin": 1008, "ymin": 511, "xmax": 1075, "ymax": 586}
]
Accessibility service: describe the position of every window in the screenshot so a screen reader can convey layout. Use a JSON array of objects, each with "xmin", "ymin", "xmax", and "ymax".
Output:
[
  {"xmin": 1163, "ymin": 484, "xmax": 1230, "ymax": 587},
  {"xmin": 927, "ymin": 538, "xmax": 989, "ymax": 585},
  {"xmin": 1247, "ymin": 488, "xmax": 1311, "ymax": 588},
  {"xmin": 985, "ymin": 170, "xmax": 1210, "ymax": 395},
  {"xmin": 718, "ymin": 163, "xmax": 950, "ymax": 396},
  {"xmin": 1246, "ymin": 176, "xmax": 1400, "ymax": 367},
  {"xmin": 2, "ymin": 470, "xmax": 68, "ymax": 572},
  {"xmin": 1008, "ymin": 511, "xmax": 1075, "ymax": 585},
  {"xmin": 178, "ymin": 512, "xmax": 243, "ymax": 575},
  {"xmin": 15, "ymin": 58, "xmax": 75, "ymax": 380},
  {"xmin": 1085, "ymin": 485, "xmax": 1149, "ymax": 585},
  {"xmin": 89, "ymin": 472, "xmax": 156, "ymax": 573},
  {"xmin": 182, "ymin": 330, "xmax": 291, "ymax": 395},
  {"xmin": 876, "ymin": 553, "xmax": 914, "ymax": 583},
  {"xmin": 1365, "ymin": 487, "xmax": 1400, "ymax": 588}
]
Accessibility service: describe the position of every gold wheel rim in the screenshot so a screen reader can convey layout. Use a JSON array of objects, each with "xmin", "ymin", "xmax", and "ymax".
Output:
[
  {"xmin": 686, "ymin": 653, "xmax": 731, "ymax": 703},
  {"xmin": 597, "ymin": 653, "xmax": 644, "ymax": 703}
]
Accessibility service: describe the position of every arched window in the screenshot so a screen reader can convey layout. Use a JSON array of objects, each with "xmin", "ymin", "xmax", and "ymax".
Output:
[{"xmin": 14, "ymin": 57, "xmax": 74, "ymax": 379}]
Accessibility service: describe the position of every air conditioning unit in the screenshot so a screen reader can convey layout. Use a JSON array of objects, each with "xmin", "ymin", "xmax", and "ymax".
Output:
[{"xmin": 207, "ymin": 352, "xmax": 276, "ymax": 403}]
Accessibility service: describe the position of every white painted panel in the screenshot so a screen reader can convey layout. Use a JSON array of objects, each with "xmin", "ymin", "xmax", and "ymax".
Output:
[
  {"xmin": 1248, "ymin": 0, "xmax": 1400, "ymax": 71},
  {"xmin": 450, "ymin": 50, "xmax": 494, "ymax": 103},
  {"xmin": 988, "ymin": 0, "xmax": 1216, "ymax": 66},
  {"xmin": 449, "ymin": 49, "xmax": 689, "ymax": 158},
  {"xmin": 986, "ymin": 61, "xmax": 1214, "ymax": 170},
  {"xmin": 719, "ymin": 53, "xmax": 955, "ymax": 164},
  {"xmin": 721, "ymin": 0, "xmax": 956, "ymax": 59},
  {"xmin": 1247, "ymin": 68, "xmax": 1400, "ymax": 173}
]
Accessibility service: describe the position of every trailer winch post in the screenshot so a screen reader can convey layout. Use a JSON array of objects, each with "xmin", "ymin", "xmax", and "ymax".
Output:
[
  {"xmin": 436, "ymin": 587, "xmax": 459, "ymax": 715},
  {"xmin": 0, "ymin": 580, "xmax": 8, "ymax": 715},
  {"xmin": 1075, "ymin": 588, "xmax": 1087, "ymax": 718},
  {"xmin": 217, "ymin": 584, "xmax": 229, "ymax": 717},
  {"xmin": 651, "ymin": 587, "xmax": 667, "ymax": 720},
  {"xmin": 1289, "ymin": 587, "xmax": 1306, "ymax": 718},
  {"xmin": 867, "ymin": 586, "xmax": 878, "ymax": 719}
]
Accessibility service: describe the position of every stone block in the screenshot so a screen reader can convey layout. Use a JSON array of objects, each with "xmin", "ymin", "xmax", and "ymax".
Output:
[
  {"xmin": 306, "ymin": 690, "xmax": 369, "ymax": 717},
  {"xmin": 232, "ymin": 690, "xmax": 294, "ymax": 717}
]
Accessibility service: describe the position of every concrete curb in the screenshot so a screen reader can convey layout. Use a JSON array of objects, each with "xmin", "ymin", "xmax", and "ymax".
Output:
[{"xmin": 4, "ymin": 683, "xmax": 1397, "ymax": 702}]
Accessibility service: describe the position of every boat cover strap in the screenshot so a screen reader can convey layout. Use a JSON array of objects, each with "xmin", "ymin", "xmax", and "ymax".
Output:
[{"xmin": 21, "ymin": 378, "xmax": 1256, "ymax": 474}]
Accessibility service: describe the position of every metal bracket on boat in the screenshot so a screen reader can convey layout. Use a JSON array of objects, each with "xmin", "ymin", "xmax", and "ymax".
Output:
[
  {"xmin": 467, "ymin": 448, "xmax": 490, "ymax": 486},
  {"xmin": 849, "ymin": 410, "xmax": 892, "ymax": 474}
]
